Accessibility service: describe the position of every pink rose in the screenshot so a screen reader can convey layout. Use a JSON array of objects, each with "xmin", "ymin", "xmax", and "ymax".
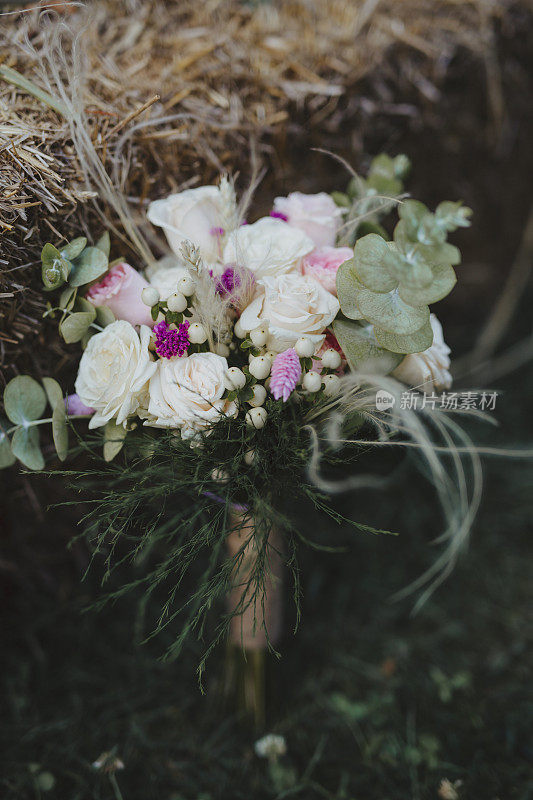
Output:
[
  {"xmin": 301, "ymin": 246, "xmax": 353, "ymax": 295},
  {"xmin": 86, "ymin": 262, "xmax": 153, "ymax": 327},
  {"xmin": 272, "ymin": 192, "xmax": 343, "ymax": 247}
]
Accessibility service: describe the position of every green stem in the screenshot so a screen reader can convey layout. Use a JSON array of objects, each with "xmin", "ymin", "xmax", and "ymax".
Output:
[
  {"xmin": 0, "ymin": 65, "xmax": 68, "ymax": 117},
  {"xmin": 6, "ymin": 414, "xmax": 90, "ymax": 436}
]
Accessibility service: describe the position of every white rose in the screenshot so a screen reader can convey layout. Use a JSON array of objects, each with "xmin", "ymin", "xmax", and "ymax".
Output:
[
  {"xmin": 147, "ymin": 186, "xmax": 225, "ymax": 264},
  {"xmin": 239, "ymin": 273, "xmax": 340, "ymax": 352},
  {"xmin": 146, "ymin": 352, "xmax": 238, "ymax": 438},
  {"xmin": 75, "ymin": 320, "xmax": 157, "ymax": 429},
  {"xmin": 148, "ymin": 266, "xmax": 190, "ymax": 300},
  {"xmin": 223, "ymin": 217, "xmax": 314, "ymax": 279},
  {"xmin": 392, "ymin": 314, "xmax": 452, "ymax": 391}
]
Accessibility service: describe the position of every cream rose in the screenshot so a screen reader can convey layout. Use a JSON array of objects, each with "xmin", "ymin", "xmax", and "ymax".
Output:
[
  {"xmin": 223, "ymin": 217, "xmax": 314, "ymax": 279},
  {"xmin": 75, "ymin": 320, "xmax": 157, "ymax": 429},
  {"xmin": 148, "ymin": 266, "xmax": 190, "ymax": 301},
  {"xmin": 146, "ymin": 352, "xmax": 238, "ymax": 438},
  {"xmin": 239, "ymin": 273, "xmax": 340, "ymax": 353},
  {"xmin": 392, "ymin": 314, "xmax": 452, "ymax": 391},
  {"xmin": 272, "ymin": 192, "xmax": 342, "ymax": 247},
  {"xmin": 147, "ymin": 186, "xmax": 225, "ymax": 264}
]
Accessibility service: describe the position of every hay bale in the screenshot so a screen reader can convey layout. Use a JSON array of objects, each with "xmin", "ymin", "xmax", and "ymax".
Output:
[{"xmin": 0, "ymin": 0, "xmax": 515, "ymax": 382}]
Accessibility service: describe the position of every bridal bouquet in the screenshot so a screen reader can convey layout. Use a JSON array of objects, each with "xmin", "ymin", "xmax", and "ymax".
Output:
[{"xmin": 1, "ymin": 154, "xmax": 474, "ymax": 692}]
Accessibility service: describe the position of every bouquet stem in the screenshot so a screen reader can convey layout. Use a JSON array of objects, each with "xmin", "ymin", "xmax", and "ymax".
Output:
[{"xmin": 224, "ymin": 508, "xmax": 283, "ymax": 727}]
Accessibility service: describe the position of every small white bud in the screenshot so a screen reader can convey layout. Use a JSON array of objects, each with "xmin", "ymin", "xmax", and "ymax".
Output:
[
  {"xmin": 250, "ymin": 325, "xmax": 269, "ymax": 348},
  {"xmin": 249, "ymin": 356, "xmax": 271, "ymax": 380},
  {"xmin": 244, "ymin": 449, "xmax": 256, "ymax": 466},
  {"xmin": 321, "ymin": 348, "xmax": 342, "ymax": 370},
  {"xmin": 294, "ymin": 337, "xmax": 315, "ymax": 358},
  {"xmin": 211, "ymin": 468, "xmax": 229, "ymax": 484},
  {"xmin": 224, "ymin": 367, "xmax": 247, "ymax": 390},
  {"xmin": 322, "ymin": 374, "xmax": 341, "ymax": 396},
  {"xmin": 214, "ymin": 342, "xmax": 230, "ymax": 357},
  {"xmin": 234, "ymin": 318, "xmax": 247, "ymax": 339},
  {"xmin": 302, "ymin": 371, "xmax": 322, "ymax": 393},
  {"xmin": 188, "ymin": 323, "xmax": 207, "ymax": 344},
  {"xmin": 166, "ymin": 292, "xmax": 187, "ymax": 312},
  {"xmin": 177, "ymin": 274, "xmax": 195, "ymax": 296},
  {"xmin": 263, "ymin": 350, "xmax": 277, "ymax": 362},
  {"xmin": 141, "ymin": 286, "xmax": 160, "ymax": 307},
  {"xmin": 247, "ymin": 384, "xmax": 267, "ymax": 407},
  {"xmin": 246, "ymin": 406, "xmax": 268, "ymax": 429}
]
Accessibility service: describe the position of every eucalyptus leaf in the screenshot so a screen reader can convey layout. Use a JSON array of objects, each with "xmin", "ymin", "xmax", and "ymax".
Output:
[
  {"xmin": 418, "ymin": 242, "xmax": 461, "ymax": 267},
  {"xmin": 95, "ymin": 305, "xmax": 115, "ymax": 327},
  {"xmin": 332, "ymin": 319, "xmax": 402, "ymax": 374},
  {"xmin": 59, "ymin": 286, "xmax": 77, "ymax": 311},
  {"xmin": 0, "ymin": 429, "xmax": 16, "ymax": 468},
  {"xmin": 335, "ymin": 261, "xmax": 365, "ymax": 320},
  {"xmin": 81, "ymin": 329, "xmax": 96, "ymax": 349},
  {"xmin": 4, "ymin": 376, "xmax": 47, "ymax": 424},
  {"xmin": 374, "ymin": 318, "xmax": 434, "ymax": 354},
  {"xmin": 60, "ymin": 310, "xmax": 96, "ymax": 344},
  {"xmin": 41, "ymin": 242, "xmax": 61, "ymax": 267},
  {"xmin": 69, "ymin": 247, "xmax": 108, "ymax": 287},
  {"xmin": 96, "ymin": 231, "xmax": 111, "ymax": 258},
  {"xmin": 41, "ymin": 243, "xmax": 70, "ymax": 290},
  {"xmin": 42, "ymin": 377, "xmax": 63, "ymax": 410},
  {"xmin": 52, "ymin": 402, "xmax": 68, "ymax": 461},
  {"xmin": 61, "ymin": 237, "xmax": 87, "ymax": 260},
  {"xmin": 355, "ymin": 285, "xmax": 429, "ymax": 335},
  {"xmin": 103, "ymin": 420, "xmax": 127, "ymax": 462},
  {"xmin": 351, "ymin": 234, "xmax": 399, "ymax": 292},
  {"xmin": 11, "ymin": 426, "xmax": 44, "ymax": 470},
  {"xmin": 399, "ymin": 262, "xmax": 457, "ymax": 306}
]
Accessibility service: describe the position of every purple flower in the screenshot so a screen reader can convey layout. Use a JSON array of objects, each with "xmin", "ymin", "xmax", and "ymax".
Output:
[
  {"xmin": 154, "ymin": 320, "xmax": 190, "ymax": 359},
  {"xmin": 214, "ymin": 266, "xmax": 241, "ymax": 297},
  {"xmin": 270, "ymin": 210, "xmax": 288, "ymax": 222},
  {"xmin": 270, "ymin": 348, "xmax": 302, "ymax": 402},
  {"xmin": 64, "ymin": 393, "xmax": 94, "ymax": 416}
]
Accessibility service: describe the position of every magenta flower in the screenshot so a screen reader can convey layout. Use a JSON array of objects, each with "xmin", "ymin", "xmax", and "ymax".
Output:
[
  {"xmin": 154, "ymin": 320, "xmax": 190, "ymax": 359},
  {"xmin": 270, "ymin": 348, "xmax": 302, "ymax": 402}
]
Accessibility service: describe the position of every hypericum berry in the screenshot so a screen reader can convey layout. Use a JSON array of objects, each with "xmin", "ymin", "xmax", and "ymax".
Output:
[
  {"xmin": 167, "ymin": 292, "xmax": 187, "ymax": 312},
  {"xmin": 188, "ymin": 323, "xmax": 207, "ymax": 344},
  {"xmin": 245, "ymin": 406, "xmax": 268, "ymax": 429},
  {"xmin": 294, "ymin": 337, "xmax": 315, "ymax": 358},
  {"xmin": 302, "ymin": 371, "xmax": 322, "ymax": 393},
  {"xmin": 141, "ymin": 286, "xmax": 160, "ymax": 307},
  {"xmin": 249, "ymin": 356, "xmax": 271, "ymax": 380},
  {"xmin": 247, "ymin": 384, "xmax": 267, "ymax": 407},
  {"xmin": 250, "ymin": 324, "xmax": 269, "ymax": 348},
  {"xmin": 224, "ymin": 367, "xmax": 247, "ymax": 390},
  {"xmin": 321, "ymin": 348, "xmax": 342, "ymax": 370},
  {"xmin": 177, "ymin": 274, "xmax": 195, "ymax": 296},
  {"xmin": 322, "ymin": 374, "xmax": 341, "ymax": 396},
  {"xmin": 234, "ymin": 319, "xmax": 247, "ymax": 339}
]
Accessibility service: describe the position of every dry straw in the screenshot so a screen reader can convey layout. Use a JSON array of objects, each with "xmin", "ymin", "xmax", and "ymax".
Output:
[{"xmin": 0, "ymin": 0, "xmax": 510, "ymax": 382}]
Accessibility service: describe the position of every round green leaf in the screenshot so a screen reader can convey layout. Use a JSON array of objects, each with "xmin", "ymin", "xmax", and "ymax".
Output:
[
  {"xmin": 41, "ymin": 242, "xmax": 61, "ymax": 267},
  {"xmin": 59, "ymin": 286, "xmax": 78, "ymax": 311},
  {"xmin": 355, "ymin": 285, "xmax": 429, "ymax": 335},
  {"xmin": 95, "ymin": 305, "xmax": 115, "ymax": 327},
  {"xmin": 352, "ymin": 234, "xmax": 398, "ymax": 292},
  {"xmin": 4, "ymin": 376, "xmax": 47, "ymax": 424},
  {"xmin": 103, "ymin": 420, "xmax": 127, "ymax": 462},
  {"xmin": 96, "ymin": 231, "xmax": 111, "ymax": 258},
  {"xmin": 336, "ymin": 260, "xmax": 365, "ymax": 320},
  {"xmin": 332, "ymin": 319, "xmax": 402, "ymax": 374},
  {"xmin": 61, "ymin": 237, "xmax": 87, "ymax": 260},
  {"xmin": 0, "ymin": 428, "xmax": 16, "ymax": 468},
  {"xmin": 11, "ymin": 426, "xmax": 44, "ymax": 470},
  {"xmin": 42, "ymin": 377, "xmax": 64, "ymax": 410},
  {"xmin": 374, "ymin": 318, "xmax": 434, "ymax": 354},
  {"xmin": 399, "ymin": 263, "xmax": 457, "ymax": 306},
  {"xmin": 60, "ymin": 310, "xmax": 96, "ymax": 344},
  {"xmin": 52, "ymin": 402, "xmax": 69, "ymax": 461},
  {"xmin": 69, "ymin": 247, "xmax": 108, "ymax": 287}
]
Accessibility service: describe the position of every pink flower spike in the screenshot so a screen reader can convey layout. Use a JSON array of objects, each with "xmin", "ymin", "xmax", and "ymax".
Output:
[{"xmin": 270, "ymin": 348, "xmax": 302, "ymax": 402}]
